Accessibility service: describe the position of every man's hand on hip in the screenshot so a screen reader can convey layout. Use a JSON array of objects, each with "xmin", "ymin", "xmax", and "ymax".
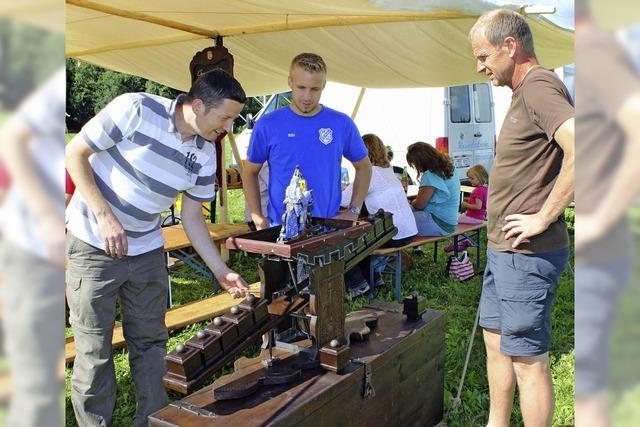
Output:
[{"xmin": 502, "ymin": 213, "xmax": 549, "ymax": 249}]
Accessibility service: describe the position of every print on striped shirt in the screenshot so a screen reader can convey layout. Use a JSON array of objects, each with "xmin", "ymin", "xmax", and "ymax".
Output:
[{"xmin": 184, "ymin": 151, "xmax": 198, "ymax": 178}]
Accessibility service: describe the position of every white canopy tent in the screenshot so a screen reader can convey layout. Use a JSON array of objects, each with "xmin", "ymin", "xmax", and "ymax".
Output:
[
  {"xmin": 66, "ymin": 0, "xmax": 574, "ymax": 95},
  {"xmin": 65, "ymin": 0, "xmax": 574, "ymax": 226}
]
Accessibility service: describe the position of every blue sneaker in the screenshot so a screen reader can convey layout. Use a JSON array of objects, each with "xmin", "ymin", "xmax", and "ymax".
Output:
[{"xmin": 347, "ymin": 280, "xmax": 370, "ymax": 297}]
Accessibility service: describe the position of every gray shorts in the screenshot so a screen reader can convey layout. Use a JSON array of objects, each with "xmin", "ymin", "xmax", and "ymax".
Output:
[{"xmin": 479, "ymin": 248, "xmax": 569, "ymax": 356}]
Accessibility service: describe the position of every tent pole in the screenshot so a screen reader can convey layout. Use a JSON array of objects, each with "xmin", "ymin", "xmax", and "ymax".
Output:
[
  {"xmin": 227, "ymin": 132, "xmax": 243, "ymax": 175},
  {"xmin": 351, "ymin": 88, "xmax": 366, "ymax": 120}
]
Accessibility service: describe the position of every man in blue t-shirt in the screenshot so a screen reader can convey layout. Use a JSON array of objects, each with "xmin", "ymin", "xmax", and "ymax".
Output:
[{"xmin": 243, "ymin": 53, "xmax": 372, "ymax": 229}]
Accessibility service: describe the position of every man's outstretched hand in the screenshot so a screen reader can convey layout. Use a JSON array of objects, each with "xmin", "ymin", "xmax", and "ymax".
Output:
[{"xmin": 216, "ymin": 268, "xmax": 250, "ymax": 298}]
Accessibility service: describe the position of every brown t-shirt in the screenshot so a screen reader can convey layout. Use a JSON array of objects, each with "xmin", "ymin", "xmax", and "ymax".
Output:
[
  {"xmin": 488, "ymin": 66, "xmax": 574, "ymax": 253},
  {"xmin": 575, "ymin": 29, "xmax": 640, "ymax": 265}
]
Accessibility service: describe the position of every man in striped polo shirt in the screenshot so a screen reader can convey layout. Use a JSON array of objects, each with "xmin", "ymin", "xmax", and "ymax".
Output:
[{"xmin": 66, "ymin": 69, "xmax": 249, "ymax": 426}]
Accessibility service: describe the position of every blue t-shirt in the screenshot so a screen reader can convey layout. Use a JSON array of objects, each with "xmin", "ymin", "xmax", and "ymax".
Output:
[
  {"xmin": 419, "ymin": 169, "xmax": 461, "ymax": 226},
  {"xmin": 247, "ymin": 105, "xmax": 367, "ymax": 224}
]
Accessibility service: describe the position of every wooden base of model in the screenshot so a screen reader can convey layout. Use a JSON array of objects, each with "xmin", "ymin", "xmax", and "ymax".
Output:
[{"xmin": 150, "ymin": 302, "xmax": 445, "ymax": 427}]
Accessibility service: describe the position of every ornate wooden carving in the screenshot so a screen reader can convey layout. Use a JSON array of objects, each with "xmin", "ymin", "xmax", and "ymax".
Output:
[{"xmin": 308, "ymin": 260, "xmax": 346, "ymax": 349}]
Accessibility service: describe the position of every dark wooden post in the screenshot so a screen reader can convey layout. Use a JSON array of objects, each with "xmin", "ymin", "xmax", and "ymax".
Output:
[{"xmin": 308, "ymin": 260, "xmax": 346, "ymax": 348}]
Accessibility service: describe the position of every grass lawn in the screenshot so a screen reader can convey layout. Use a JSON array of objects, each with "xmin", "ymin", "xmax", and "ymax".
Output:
[{"xmin": 64, "ymin": 201, "xmax": 576, "ymax": 426}]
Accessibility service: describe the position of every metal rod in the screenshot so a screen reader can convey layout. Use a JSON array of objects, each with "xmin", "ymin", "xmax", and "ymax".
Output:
[{"xmin": 288, "ymin": 312, "xmax": 312, "ymax": 321}]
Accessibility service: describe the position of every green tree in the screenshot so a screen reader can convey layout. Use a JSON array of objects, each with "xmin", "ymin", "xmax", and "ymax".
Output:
[
  {"xmin": 66, "ymin": 60, "xmax": 262, "ymax": 132},
  {"xmin": 66, "ymin": 59, "xmax": 103, "ymax": 131},
  {"xmin": 66, "ymin": 60, "xmax": 182, "ymax": 131}
]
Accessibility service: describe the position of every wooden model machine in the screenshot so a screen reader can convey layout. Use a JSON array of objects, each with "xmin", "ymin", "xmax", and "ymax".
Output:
[{"xmin": 150, "ymin": 169, "xmax": 446, "ymax": 426}]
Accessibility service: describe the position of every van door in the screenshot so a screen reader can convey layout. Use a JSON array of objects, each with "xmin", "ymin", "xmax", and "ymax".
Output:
[
  {"xmin": 472, "ymin": 83, "xmax": 495, "ymax": 173},
  {"xmin": 446, "ymin": 85, "xmax": 475, "ymax": 178}
]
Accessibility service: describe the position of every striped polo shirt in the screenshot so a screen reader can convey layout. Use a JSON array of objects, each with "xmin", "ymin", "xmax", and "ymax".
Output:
[{"xmin": 66, "ymin": 93, "xmax": 216, "ymax": 256}]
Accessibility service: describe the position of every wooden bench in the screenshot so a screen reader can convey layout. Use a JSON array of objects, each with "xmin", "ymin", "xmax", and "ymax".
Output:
[
  {"xmin": 65, "ymin": 282, "xmax": 262, "ymax": 364},
  {"xmin": 372, "ymin": 222, "xmax": 486, "ymax": 302},
  {"xmin": 163, "ymin": 222, "xmax": 249, "ymax": 253},
  {"xmin": 163, "ymin": 223, "xmax": 249, "ymax": 306}
]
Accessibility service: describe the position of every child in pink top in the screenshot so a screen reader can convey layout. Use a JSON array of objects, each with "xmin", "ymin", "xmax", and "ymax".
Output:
[
  {"xmin": 445, "ymin": 165, "xmax": 488, "ymax": 252},
  {"xmin": 459, "ymin": 165, "xmax": 488, "ymax": 224}
]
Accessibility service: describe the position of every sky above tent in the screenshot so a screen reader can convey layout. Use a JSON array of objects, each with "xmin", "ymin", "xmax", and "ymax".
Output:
[{"xmin": 496, "ymin": 0, "xmax": 574, "ymax": 29}]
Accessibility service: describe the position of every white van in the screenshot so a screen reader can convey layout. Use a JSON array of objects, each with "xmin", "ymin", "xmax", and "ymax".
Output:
[{"xmin": 236, "ymin": 82, "xmax": 500, "ymax": 183}]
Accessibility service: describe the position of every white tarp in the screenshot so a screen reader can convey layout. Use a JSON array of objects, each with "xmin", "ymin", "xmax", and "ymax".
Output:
[{"xmin": 66, "ymin": 0, "xmax": 574, "ymax": 95}]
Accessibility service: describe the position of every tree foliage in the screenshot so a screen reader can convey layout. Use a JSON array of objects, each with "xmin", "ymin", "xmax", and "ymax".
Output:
[
  {"xmin": 66, "ymin": 59, "xmax": 263, "ymax": 132},
  {"xmin": 65, "ymin": 59, "xmax": 182, "ymax": 131}
]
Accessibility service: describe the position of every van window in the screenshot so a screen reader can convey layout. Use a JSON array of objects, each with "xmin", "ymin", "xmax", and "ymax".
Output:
[
  {"xmin": 262, "ymin": 95, "xmax": 279, "ymax": 116},
  {"xmin": 473, "ymin": 84, "xmax": 492, "ymax": 123},
  {"xmin": 261, "ymin": 92, "xmax": 292, "ymax": 117},
  {"xmin": 449, "ymin": 86, "xmax": 470, "ymax": 123},
  {"xmin": 277, "ymin": 92, "xmax": 292, "ymax": 109}
]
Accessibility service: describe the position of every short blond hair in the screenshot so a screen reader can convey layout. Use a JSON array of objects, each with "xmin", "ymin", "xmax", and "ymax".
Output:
[
  {"xmin": 467, "ymin": 164, "xmax": 489, "ymax": 185},
  {"xmin": 290, "ymin": 52, "xmax": 327, "ymax": 74},
  {"xmin": 362, "ymin": 134, "xmax": 390, "ymax": 168}
]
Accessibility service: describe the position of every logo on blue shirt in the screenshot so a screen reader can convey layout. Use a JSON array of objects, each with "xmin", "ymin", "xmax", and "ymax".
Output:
[{"xmin": 318, "ymin": 128, "xmax": 333, "ymax": 145}]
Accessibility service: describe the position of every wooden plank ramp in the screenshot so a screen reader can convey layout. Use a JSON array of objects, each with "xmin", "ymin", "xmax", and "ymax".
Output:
[{"xmin": 65, "ymin": 282, "xmax": 261, "ymax": 364}]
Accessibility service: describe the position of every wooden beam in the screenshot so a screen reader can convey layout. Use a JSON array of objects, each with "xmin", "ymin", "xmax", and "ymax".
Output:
[
  {"xmin": 67, "ymin": 1, "xmax": 471, "ymax": 58},
  {"xmin": 66, "ymin": 33, "xmax": 201, "ymax": 58},
  {"xmin": 67, "ymin": 0, "xmax": 220, "ymax": 37},
  {"xmin": 209, "ymin": 12, "xmax": 472, "ymax": 36}
]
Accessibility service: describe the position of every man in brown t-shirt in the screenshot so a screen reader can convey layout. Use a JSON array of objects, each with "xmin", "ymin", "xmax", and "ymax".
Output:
[{"xmin": 469, "ymin": 9, "xmax": 574, "ymax": 427}]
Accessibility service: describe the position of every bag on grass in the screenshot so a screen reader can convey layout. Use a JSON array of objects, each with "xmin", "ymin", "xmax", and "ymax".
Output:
[{"xmin": 446, "ymin": 251, "xmax": 475, "ymax": 282}]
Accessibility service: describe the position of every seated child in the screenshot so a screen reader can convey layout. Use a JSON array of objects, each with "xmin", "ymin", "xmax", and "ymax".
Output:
[{"xmin": 445, "ymin": 164, "xmax": 488, "ymax": 252}]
